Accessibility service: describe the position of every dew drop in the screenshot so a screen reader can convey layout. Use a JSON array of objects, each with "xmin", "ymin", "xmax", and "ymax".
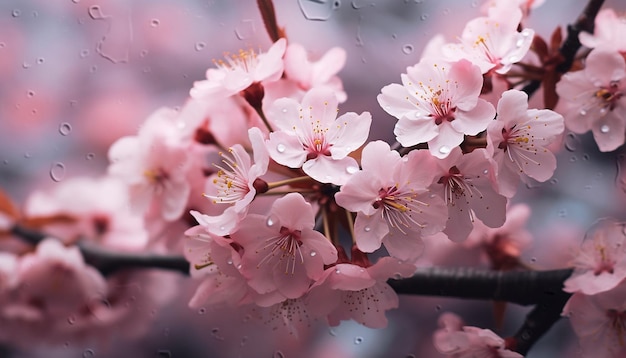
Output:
[
  {"xmin": 88, "ymin": 5, "xmax": 105, "ymax": 20},
  {"xmin": 67, "ymin": 315, "xmax": 76, "ymax": 325},
  {"xmin": 482, "ymin": 169, "xmax": 488, "ymax": 175},
  {"xmin": 198, "ymin": 307, "xmax": 206, "ymax": 314},
  {"xmin": 570, "ymin": 156, "xmax": 577, "ymax": 162},
  {"xmin": 22, "ymin": 62, "xmax": 31, "ymax": 69},
  {"xmin": 72, "ymin": 0, "xmax": 80, "ymax": 3},
  {"xmin": 438, "ymin": 145, "xmax": 451, "ymax": 155},
  {"xmin": 240, "ymin": 335, "xmax": 249, "ymax": 346},
  {"xmin": 420, "ymin": 14, "xmax": 428, "ymax": 20},
  {"xmin": 549, "ymin": 178, "xmax": 558, "ymax": 185},
  {"xmin": 59, "ymin": 122, "xmax": 72, "ymax": 136},
  {"xmin": 50, "ymin": 162, "xmax": 66, "ymax": 182},
  {"xmin": 564, "ymin": 132, "xmax": 579, "ymax": 152},
  {"xmin": 346, "ymin": 165, "xmax": 359, "ymax": 174},
  {"xmin": 333, "ymin": 0, "xmax": 341, "ymax": 9},
  {"xmin": 276, "ymin": 143, "xmax": 286, "ymax": 153},
  {"xmin": 273, "ymin": 351, "xmax": 285, "ymax": 358},
  {"xmin": 402, "ymin": 44, "xmax": 414, "ymax": 54},
  {"xmin": 515, "ymin": 38, "xmax": 525, "ymax": 47},
  {"xmin": 281, "ymin": 108, "xmax": 288, "ymax": 113},
  {"xmin": 12, "ymin": 9, "xmax": 21, "ymax": 18},
  {"xmin": 329, "ymin": 328, "xmax": 337, "ymax": 336},
  {"xmin": 600, "ymin": 124, "xmax": 610, "ymax": 133},
  {"xmin": 354, "ymin": 336, "xmax": 364, "ymax": 345},
  {"xmin": 335, "ymin": 268, "xmax": 341, "ymax": 274},
  {"xmin": 435, "ymin": 305, "xmax": 441, "ymax": 311},
  {"xmin": 266, "ymin": 215, "xmax": 277, "ymax": 227},
  {"xmin": 82, "ymin": 349, "xmax": 95, "ymax": 358},
  {"xmin": 155, "ymin": 350, "xmax": 172, "ymax": 358},
  {"xmin": 310, "ymin": 251, "xmax": 317, "ymax": 257},
  {"xmin": 530, "ymin": 257, "xmax": 537, "ymax": 263},
  {"xmin": 226, "ymin": 258, "xmax": 233, "ymax": 265},
  {"xmin": 37, "ymin": 58, "xmax": 44, "ymax": 64},
  {"xmin": 582, "ymin": 153, "xmax": 590, "ymax": 161},
  {"xmin": 86, "ymin": 153, "xmax": 95, "ymax": 160},
  {"xmin": 195, "ymin": 42, "xmax": 206, "ymax": 51},
  {"xmin": 599, "ymin": 107, "xmax": 607, "ymax": 115},
  {"xmin": 0, "ymin": 42, "xmax": 4, "ymax": 48},
  {"xmin": 579, "ymin": 109, "xmax": 587, "ymax": 116},
  {"xmin": 364, "ymin": 226, "xmax": 371, "ymax": 232},
  {"xmin": 558, "ymin": 209, "xmax": 567, "ymax": 217},
  {"xmin": 80, "ymin": 49, "xmax": 90, "ymax": 58},
  {"xmin": 26, "ymin": 90, "xmax": 35, "ymax": 98},
  {"xmin": 150, "ymin": 19, "xmax": 160, "ymax": 27}
]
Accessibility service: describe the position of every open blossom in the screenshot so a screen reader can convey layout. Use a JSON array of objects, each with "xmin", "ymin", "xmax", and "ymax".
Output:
[
  {"xmin": 190, "ymin": 38, "xmax": 286, "ymax": 99},
  {"xmin": 579, "ymin": 8, "xmax": 626, "ymax": 53},
  {"xmin": 555, "ymin": 49, "xmax": 626, "ymax": 152},
  {"xmin": 430, "ymin": 148, "xmax": 507, "ymax": 242},
  {"xmin": 564, "ymin": 218, "xmax": 626, "ymax": 295},
  {"xmin": 267, "ymin": 87, "xmax": 371, "ymax": 185},
  {"xmin": 378, "ymin": 59, "xmax": 495, "ymax": 158},
  {"xmin": 108, "ymin": 107, "xmax": 191, "ymax": 221},
  {"xmin": 231, "ymin": 193, "xmax": 337, "ymax": 302},
  {"xmin": 563, "ymin": 282, "xmax": 626, "ymax": 358},
  {"xmin": 433, "ymin": 312, "xmax": 522, "ymax": 358},
  {"xmin": 443, "ymin": 6, "xmax": 534, "ymax": 75},
  {"xmin": 190, "ymin": 127, "xmax": 269, "ymax": 236},
  {"xmin": 335, "ymin": 141, "xmax": 447, "ymax": 261},
  {"xmin": 487, "ymin": 90, "xmax": 564, "ymax": 197}
]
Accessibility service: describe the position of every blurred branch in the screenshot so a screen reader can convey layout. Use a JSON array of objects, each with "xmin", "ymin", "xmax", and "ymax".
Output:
[
  {"xmin": 257, "ymin": 0, "xmax": 286, "ymax": 43},
  {"xmin": 521, "ymin": 0, "xmax": 604, "ymax": 97}
]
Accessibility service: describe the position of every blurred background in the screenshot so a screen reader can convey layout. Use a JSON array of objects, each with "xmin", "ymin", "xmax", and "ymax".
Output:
[{"xmin": 1, "ymin": 0, "xmax": 625, "ymax": 357}]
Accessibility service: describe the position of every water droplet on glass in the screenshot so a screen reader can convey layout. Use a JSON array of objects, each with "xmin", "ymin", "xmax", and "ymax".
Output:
[
  {"xmin": 558, "ymin": 209, "xmax": 567, "ymax": 217},
  {"xmin": 273, "ymin": 351, "xmax": 285, "ymax": 358},
  {"xmin": 67, "ymin": 316, "xmax": 76, "ymax": 325},
  {"xmin": 235, "ymin": 19, "xmax": 255, "ymax": 40},
  {"xmin": 310, "ymin": 251, "xmax": 317, "ymax": 257},
  {"xmin": 582, "ymin": 153, "xmax": 590, "ymax": 161},
  {"xmin": 354, "ymin": 336, "xmax": 364, "ymax": 345},
  {"xmin": 88, "ymin": 5, "xmax": 105, "ymax": 20},
  {"xmin": 570, "ymin": 156, "xmax": 577, "ymax": 162},
  {"xmin": 435, "ymin": 305, "xmax": 441, "ymax": 311},
  {"xmin": 12, "ymin": 9, "xmax": 21, "ymax": 18},
  {"xmin": 281, "ymin": 108, "xmax": 288, "ymax": 113},
  {"xmin": 276, "ymin": 144, "xmax": 286, "ymax": 154},
  {"xmin": 59, "ymin": 122, "xmax": 72, "ymax": 136},
  {"xmin": 329, "ymin": 328, "xmax": 337, "ymax": 336},
  {"xmin": 24, "ymin": 152, "xmax": 31, "ymax": 159},
  {"xmin": 402, "ymin": 44, "xmax": 414, "ymax": 55},
  {"xmin": 50, "ymin": 162, "xmax": 66, "ymax": 182},
  {"xmin": 198, "ymin": 307, "xmax": 206, "ymax": 314},
  {"xmin": 195, "ymin": 42, "xmax": 206, "ymax": 51},
  {"xmin": 364, "ymin": 226, "xmax": 371, "ymax": 232},
  {"xmin": 530, "ymin": 257, "xmax": 537, "ymax": 263},
  {"xmin": 420, "ymin": 13, "xmax": 428, "ymax": 20},
  {"xmin": 72, "ymin": 0, "xmax": 80, "ymax": 3},
  {"xmin": 37, "ymin": 58, "xmax": 44, "ymax": 64},
  {"xmin": 240, "ymin": 336, "xmax": 249, "ymax": 346},
  {"xmin": 90, "ymin": 65, "xmax": 98, "ymax": 73},
  {"xmin": 298, "ymin": 0, "xmax": 336, "ymax": 21},
  {"xmin": 26, "ymin": 90, "xmax": 35, "ymax": 98},
  {"xmin": 346, "ymin": 165, "xmax": 359, "ymax": 174},
  {"xmin": 156, "ymin": 350, "xmax": 172, "ymax": 358},
  {"xmin": 82, "ymin": 349, "xmax": 95, "ymax": 358},
  {"xmin": 150, "ymin": 19, "xmax": 160, "ymax": 27},
  {"xmin": 600, "ymin": 124, "xmax": 610, "ymax": 133},
  {"xmin": 515, "ymin": 38, "xmax": 525, "ymax": 47},
  {"xmin": 599, "ymin": 107, "xmax": 607, "ymax": 115},
  {"xmin": 86, "ymin": 153, "xmax": 95, "ymax": 160},
  {"xmin": 549, "ymin": 178, "xmax": 558, "ymax": 185},
  {"xmin": 438, "ymin": 146, "xmax": 451, "ymax": 155},
  {"xmin": 564, "ymin": 132, "xmax": 579, "ymax": 152},
  {"xmin": 80, "ymin": 49, "xmax": 90, "ymax": 58}
]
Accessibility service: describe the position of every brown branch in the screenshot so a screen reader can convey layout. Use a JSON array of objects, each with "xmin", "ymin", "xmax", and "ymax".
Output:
[{"xmin": 256, "ymin": 0, "xmax": 286, "ymax": 43}]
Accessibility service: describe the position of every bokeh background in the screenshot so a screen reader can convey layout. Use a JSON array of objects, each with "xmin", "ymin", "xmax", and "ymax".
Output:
[{"xmin": 1, "ymin": 0, "xmax": 625, "ymax": 357}]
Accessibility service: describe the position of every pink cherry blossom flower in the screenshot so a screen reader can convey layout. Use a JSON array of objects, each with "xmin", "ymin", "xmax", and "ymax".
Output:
[
  {"xmin": 378, "ymin": 59, "xmax": 495, "ymax": 158},
  {"xmin": 579, "ymin": 8, "xmax": 626, "ymax": 53},
  {"xmin": 481, "ymin": 0, "xmax": 546, "ymax": 19},
  {"xmin": 190, "ymin": 38, "xmax": 286, "ymax": 99},
  {"xmin": 231, "ymin": 193, "xmax": 337, "ymax": 301},
  {"xmin": 0, "ymin": 252, "xmax": 18, "ymax": 294},
  {"xmin": 443, "ymin": 6, "xmax": 534, "ymax": 75},
  {"xmin": 563, "ymin": 282, "xmax": 626, "ymax": 358},
  {"xmin": 190, "ymin": 127, "xmax": 269, "ymax": 236},
  {"xmin": 307, "ymin": 255, "xmax": 416, "ymax": 329},
  {"xmin": 487, "ymin": 90, "xmax": 564, "ymax": 197},
  {"xmin": 108, "ymin": 107, "xmax": 192, "ymax": 221},
  {"xmin": 564, "ymin": 218, "xmax": 626, "ymax": 295},
  {"xmin": 267, "ymin": 87, "xmax": 371, "ymax": 185},
  {"xmin": 335, "ymin": 141, "xmax": 447, "ymax": 261},
  {"xmin": 555, "ymin": 49, "xmax": 626, "ymax": 152},
  {"xmin": 433, "ymin": 312, "xmax": 522, "ymax": 357},
  {"xmin": 430, "ymin": 147, "xmax": 507, "ymax": 242}
]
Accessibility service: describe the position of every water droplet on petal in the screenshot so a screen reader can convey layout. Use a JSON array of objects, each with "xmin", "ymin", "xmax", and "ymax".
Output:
[
  {"xmin": 335, "ymin": 268, "xmax": 341, "ymax": 274},
  {"xmin": 310, "ymin": 251, "xmax": 317, "ymax": 257},
  {"xmin": 266, "ymin": 215, "xmax": 277, "ymax": 227},
  {"xmin": 50, "ymin": 162, "xmax": 66, "ymax": 182},
  {"xmin": 364, "ymin": 226, "xmax": 371, "ymax": 232},
  {"xmin": 354, "ymin": 336, "xmax": 364, "ymax": 345},
  {"xmin": 482, "ymin": 169, "xmax": 488, "ymax": 175},
  {"xmin": 276, "ymin": 143, "xmax": 286, "ymax": 153},
  {"xmin": 346, "ymin": 165, "xmax": 359, "ymax": 174},
  {"xmin": 226, "ymin": 259, "xmax": 233, "ymax": 265},
  {"xmin": 600, "ymin": 124, "xmax": 610, "ymax": 133},
  {"xmin": 599, "ymin": 107, "xmax": 608, "ymax": 115},
  {"xmin": 515, "ymin": 38, "xmax": 525, "ymax": 47},
  {"xmin": 438, "ymin": 145, "xmax": 451, "ymax": 155},
  {"xmin": 579, "ymin": 109, "xmax": 587, "ymax": 116},
  {"xmin": 59, "ymin": 122, "xmax": 72, "ymax": 136},
  {"xmin": 402, "ymin": 44, "xmax": 414, "ymax": 55}
]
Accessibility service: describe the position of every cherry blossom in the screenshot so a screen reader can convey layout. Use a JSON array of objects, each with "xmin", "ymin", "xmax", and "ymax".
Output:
[
  {"xmin": 433, "ymin": 312, "xmax": 522, "ymax": 357},
  {"xmin": 335, "ymin": 141, "xmax": 447, "ymax": 261},
  {"xmin": 430, "ymin": 147, "xmax": 507, "ymax": 242},
  {"xmin": 231, "ymin": 193, "xmax": 337, "ymax": 302},
  {"xmin": 563, "ymin": 282, "xmax": 626, "ymax": 358},
  {"xmin": 190, "ymin": 38, "xmax": 286, "ymax": 99},
  {"xmin": 378, "ymin": 59, "xmax": 495, "ymax": 158},
  {"xmin": 190, "ymin": 127, "xmax": 269, "ymax": 236},
  {"xmin": 307, "ymin": 252, "xmax": 416, "ymax": 329},
  {"xmin": 267, "ymin": 87, "xmax": 371, "ymax": 185},
  {"xmin": 564, "ymin": 218, "xmax": 626, "ymax": 295},
  {"xmin": 578, "ymin": 8, "xmax": 626, "ymax": 53},
  {"xmin": 0, "ymin": 252, "xmax": 18, "ymax": 294},
  {"xmin": 555, "ymin": 49, "xmax": 626, "ymax": 152},
  {"xmin": 487, "ymin": 90, "xmax": 564, "ymax": 197},
  {"xmin": 443, "ymin": 6, "xmax": 534, "ymax": 75}
]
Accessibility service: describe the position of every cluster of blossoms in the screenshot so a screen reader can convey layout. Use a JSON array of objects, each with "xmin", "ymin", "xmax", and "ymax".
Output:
[{"xmin": 1, "ymin": 0, "xmax": 626, "ymax": 356}]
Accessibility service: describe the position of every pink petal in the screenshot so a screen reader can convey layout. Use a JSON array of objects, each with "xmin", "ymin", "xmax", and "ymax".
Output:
[
  {"xmin": 354, "ymin": 213, "xmax": 389, "ymax": 253},
  {"xmin": 266, "ymin": 131, "xmax": 307, "ymax": 168}
]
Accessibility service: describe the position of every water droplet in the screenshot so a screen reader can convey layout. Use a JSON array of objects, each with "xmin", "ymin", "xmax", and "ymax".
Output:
[
  {"xmin": 88, "ymin": 5, "xmax": 105, "ymax": 20},
  {"xmin": 329, "ymin": 328, "xmax": 337, "ymax": 336},
  {"xmin": 59, "ymin": 122, "xmax": 72, "ymax": 136},
  {"xmin": 579, "ymin": 109, "xmax": 587, "ymax": 116},
  {"xmin": 599, "ymin": 107, "xmax": 607, "ymax": 115},
  {"xmin": 354, "ymin": 336, "xmax": 364, "ymax": 345},
  {"xmin": 281, "ymin": 108, "xmax": 288, "ymax": 113},
  {"xmin": 582, "ymin": 153, "xmax": 590, "ymax": 161},
  {"xmin": 12, "ymin": 9, "xmax": 21, "ymax": 18},
  {"xmin": 266, "ymin": 215, "xmax": 277, "ymax": 227},
  {"xmin": 333, "ymin": 0, "xmax": 341, "ymax": 9},
  {"xmin": 240, "ymin": 336, "xmax": 249, "ymax": 346},
  {"xmin": 50, "ymin": 162, "xmax": 66, "ymax": 182},
  {"xmin": 402, "ymin": 44, "xmax": 414, "ymax": 54},
  {"xmin": 24, "ymin": 152, "xmax": 31, "ymax": 159},
  {"xmin": 335, "ymin": 268, "xmax": 341, "ymax": 274},
  {"xmin": 482, "ymin": 169, "xmax": 488, "ymax": 175},
  {"xmin": 195, "ymin": 42, "xmax": 206, "ymax": 51},
  {"xmin": 235, "ymin": 19, "xmax": 255, "ymax": 40},
  {"xmin": 310, "ymin": 251, "xmax": 317, "ymax": 257},
  {"xmin": 298, "ymin": 0, "xmax": 337, "ymax": 21},
  {"xmin": 600, "ymin": 124, "xmax": 610, "ymax": 133},
  {"xmin": 420, "ymin": 14, "xmax": 428, "ymax": 20},
  {"xmin": 22, "ymin": 62, "xmax": 31, "ymax": 69},
  {"xmin": 198, "ymin": 307, "xmax": 206, "ymax": 314},
  {"xmin": 276, "ymin": 143, "xmax": 286, "ymax": 153},
  {"xmin": 72, "ymin": 0, "xmax": 80, "ymax": 3},
  {"xmin": 570, "ymin": 156, "xmax": 577, "ymax": 162},
  {"xmin": 0, "ymin": 42, "xmax": 5, "ymax": 48},
  {"xmin": 273, "ymin": 351, "xmax": 285, "ymax": 358},
  {"xmin": 211, "ymin": 327, "xmax": 224, "ymax": 341},
  {"xmin": 155, "ymin": 350, "xmax": 171, "ymax": 358},
  {"xmin": 37, "ymin": 58, "xmax": 44, "ymax": 64},
  {"xmin": 26, "ymin": 90, "xmax": 35, "ymax": 98},
  {"xmin": 346, "ymin": 165, "xmax": 359, "ymax": 174},
  {"xmin": 558, "ymin": 209, "xmax": 567, "ymax": 217},
  {"xmin": 67, "ymin": 316, "xmax": 76, "ymax": 325},
  {"xmin": 564, "ymin": 132, "xmax": 579, "ymax": 152},
  {"xmin": 549, "ymin": 178, "xmax": 558, "ymax": 185},
  {"xmin": 530, "ymin": 257, "xmax": 537, "ymax": 263},
  {"xmin": 364, "ymin": 226, "xmax": 371, "ymax": 232},
  {"xmin": 82, "ymin": 349, "xmax": 95, "ymax": 358},
  {"xmin": 150, "ymin": 19, "xmax": 160, "ymax": 27},
  {"xmin": 226, "ymin": 259, "xmax": 233, "ymax": 265},
  {"xmin": 435, "ymin": 305, "xmax": 441, "ymax": 311},
  {"xmin": 80, "ymin": 49, "xmax": 90, "ymax": 58},
  {"xmin": 515, "ymin": 38, "xmax": 525, "ymax": 47},
  {"xmin": 90, "ymin": 65, "xmax": 98, "ymax": 73},
  {"xmin": 438, "ymin": 146, "xmax": 451, "ymax": 155},
  {"xmin": 86, "ymin": 153, "xmax": 95, "ymax": 160},
  {"xmin": 140, "ymin": 49, "xmax": 148, "ymax": 57}
]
